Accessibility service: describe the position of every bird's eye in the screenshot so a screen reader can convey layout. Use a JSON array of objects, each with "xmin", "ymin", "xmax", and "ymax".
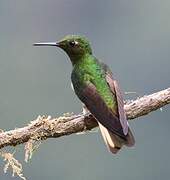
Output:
[{"xmin": 69, "ymin": 40, "xmax": 78, "ymax": 47}]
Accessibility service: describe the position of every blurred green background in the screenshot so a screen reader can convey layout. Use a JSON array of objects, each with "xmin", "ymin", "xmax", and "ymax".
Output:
[{"xmin": 0, "ymin": 0, "xmax": 170, "ymax": 179}]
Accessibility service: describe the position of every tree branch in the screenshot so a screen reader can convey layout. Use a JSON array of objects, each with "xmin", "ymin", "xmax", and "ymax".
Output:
[{"xmin": 0, "ymin": 88, "xmax": 169, "ymax": 149}]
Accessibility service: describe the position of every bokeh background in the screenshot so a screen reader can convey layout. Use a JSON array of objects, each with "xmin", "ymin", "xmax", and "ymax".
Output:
[{"xmin": 0, "ymin": 0, "xmax": 170, "ymax": 179}]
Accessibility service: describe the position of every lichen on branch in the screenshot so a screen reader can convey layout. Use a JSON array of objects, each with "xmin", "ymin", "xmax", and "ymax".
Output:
[
  {"xmin": 0, "ymin": 87, "xmax": 169, "ymax": 150},
  {"xmin": 0, "ymin": 87, "xmax": 169, "ymax": 180}
]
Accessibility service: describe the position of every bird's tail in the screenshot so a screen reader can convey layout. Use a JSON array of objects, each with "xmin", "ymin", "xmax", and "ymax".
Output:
[{"xmin": 98, "ymin": 122, "xmax": 135, "ymax": 154}]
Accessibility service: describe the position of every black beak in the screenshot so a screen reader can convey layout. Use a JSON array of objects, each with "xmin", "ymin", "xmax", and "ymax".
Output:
[{"xmin": 33, "ymin": 42, "xmax": 59, "ymax": 46}]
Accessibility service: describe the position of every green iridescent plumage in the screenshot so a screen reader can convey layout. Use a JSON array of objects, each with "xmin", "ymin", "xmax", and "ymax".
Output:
[
  {"xmin": 53, "ymin": 35, "xmax": 117, "ymax": 111},
  {"xmin": 71, "ymin": 53, "xmax": 117, "ymax": 112},
  {"xmin": 34, "ymin": 35, "xmax": 135, "ymax": 154}
]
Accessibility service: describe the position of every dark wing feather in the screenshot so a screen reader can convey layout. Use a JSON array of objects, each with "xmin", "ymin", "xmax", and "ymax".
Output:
[
  {"xmin": 78, "ymin": 82, "xmax": 126, "ymax": 140},
  {"xmin": 104, "ymin": 68, "xmax": 128, "ymax": 135}
]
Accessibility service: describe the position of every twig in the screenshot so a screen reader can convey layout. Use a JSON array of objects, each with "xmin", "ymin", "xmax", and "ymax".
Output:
[{"xmin": 0, "ymin": 87, "xmax": 169, "ymax": 150}]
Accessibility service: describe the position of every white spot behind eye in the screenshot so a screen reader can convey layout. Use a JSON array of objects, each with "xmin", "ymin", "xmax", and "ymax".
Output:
[
  {"xmin": 74, "ymin": 41, "xmax": 78, "ymax": 45},
  {"xmin": 69, "ymin": 40, "xmax": 79, "ymax": 47}
]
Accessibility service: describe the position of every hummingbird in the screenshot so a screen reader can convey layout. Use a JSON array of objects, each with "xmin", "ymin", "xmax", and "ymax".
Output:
[{"xmin": 34, "ymin": 35, "xmax": 135, "ymax": 154}]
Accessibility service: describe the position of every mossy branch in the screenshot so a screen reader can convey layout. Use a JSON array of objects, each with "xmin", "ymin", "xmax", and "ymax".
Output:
[
  {"xmin": 0, "ymin": 87, "xmax": 169, "ymax": 180},
  {"xmin": 0, "ymin": 87, "xmax": 169, "ymax": 150}
]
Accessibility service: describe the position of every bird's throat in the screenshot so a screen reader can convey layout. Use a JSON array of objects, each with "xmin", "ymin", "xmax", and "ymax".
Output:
[{"xmin": 69, "ymin": 53, "xmax": 92, "ymax": 66}]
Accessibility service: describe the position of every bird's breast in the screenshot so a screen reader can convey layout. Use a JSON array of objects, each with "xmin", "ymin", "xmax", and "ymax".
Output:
[{"xmin": 71, "ymin": 65, "xmax": 116, "ymax": 110}]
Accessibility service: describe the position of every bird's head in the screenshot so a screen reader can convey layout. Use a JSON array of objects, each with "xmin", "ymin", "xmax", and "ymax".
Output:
[{"xmin": 34, "ymin": 35, "xmax": 92, "ymax": 64}]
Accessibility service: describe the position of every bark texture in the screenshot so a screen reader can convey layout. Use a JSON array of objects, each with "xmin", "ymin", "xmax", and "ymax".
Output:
[{"xmin": 0, "ymin": 88, "xmax": 169, "ymax": 149}]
